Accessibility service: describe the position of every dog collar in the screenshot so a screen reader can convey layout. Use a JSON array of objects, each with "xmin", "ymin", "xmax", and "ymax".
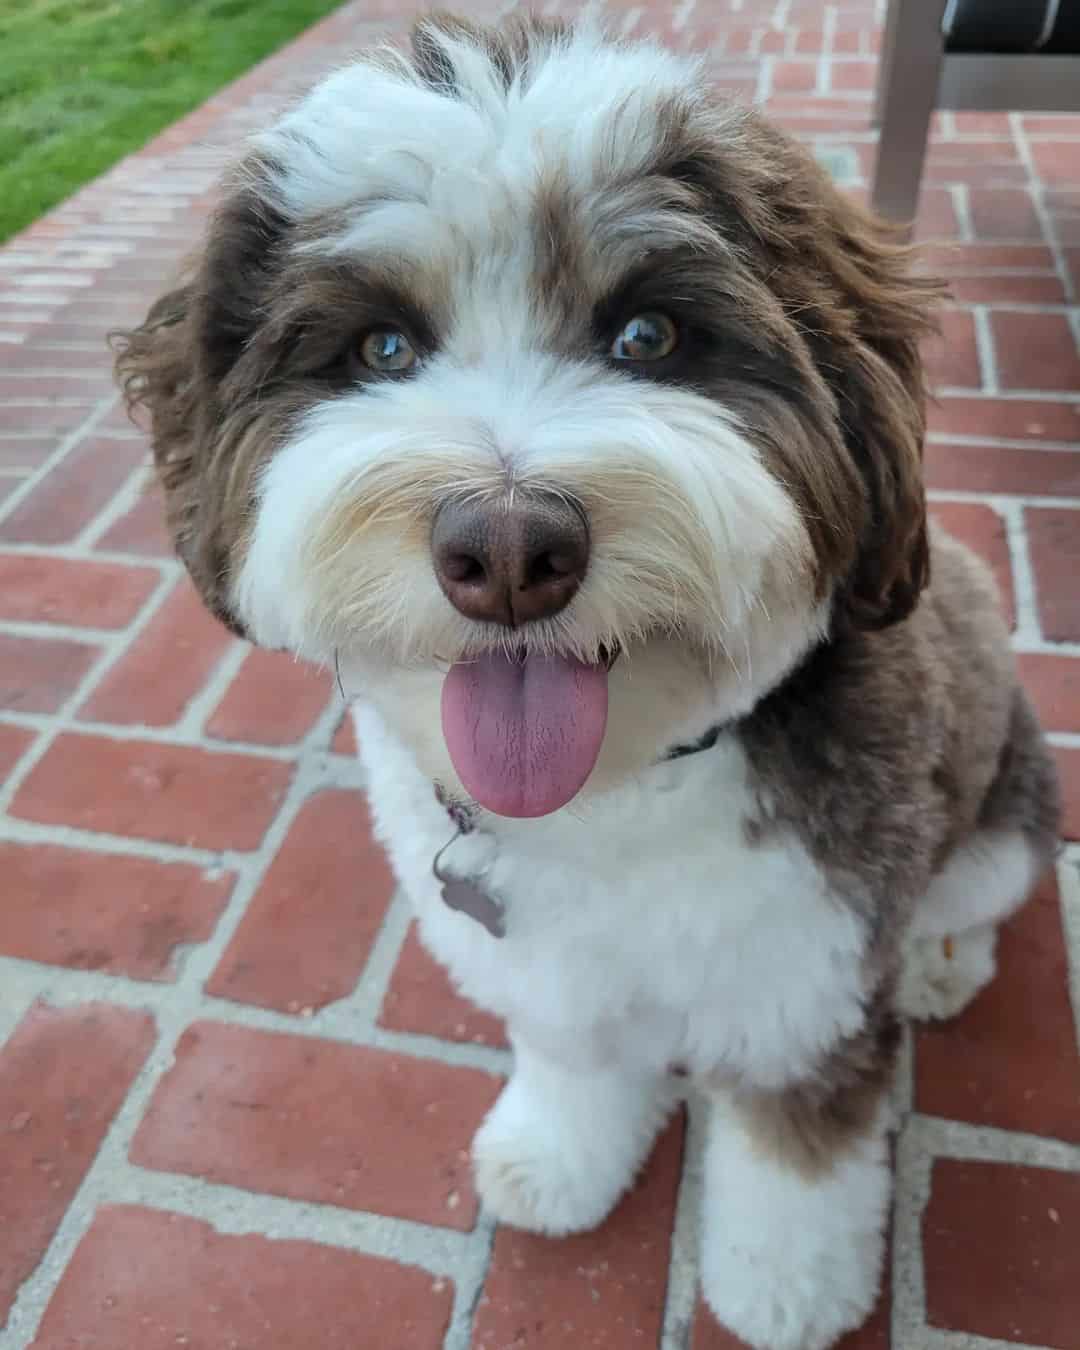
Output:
[{"xmin": 430, "ymin": 722, "xmax": 725, "ymax": 938}]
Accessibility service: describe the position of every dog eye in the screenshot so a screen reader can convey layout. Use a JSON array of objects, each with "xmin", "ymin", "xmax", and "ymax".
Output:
[
  {"xmin": 611, "ymin": 312, "xmax": 679, "ymax": 362},
  {"xmin": 358, "ymin": 329, "xmax": 416, "ymax": 373}
]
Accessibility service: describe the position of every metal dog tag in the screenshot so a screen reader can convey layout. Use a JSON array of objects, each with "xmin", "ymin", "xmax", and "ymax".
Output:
[
  {"xmin": 432, "ymin": 820, "xmax": 506, "ymax": 939},
  {"xmin": 439, "ymin": 876, "xmax": 506, "ymax": 938}
]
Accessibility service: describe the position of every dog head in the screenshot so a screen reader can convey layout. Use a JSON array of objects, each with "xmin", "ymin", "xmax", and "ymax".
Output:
[{"xmin": 115, "ymin": 13, "xmax": 939, "ymax": 817}]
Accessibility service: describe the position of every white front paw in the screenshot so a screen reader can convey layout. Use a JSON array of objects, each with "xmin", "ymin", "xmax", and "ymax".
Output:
[
  {"xmin": 702, "ymin": 1242, "xmax": 880, "ymax": 1350},
  {"xmin": 897, "ymin": 926, "xmax": 997, "ymax": 1022},
  {"xmin": 472, "ymin": 1082, "xmax": 626, "ymax": 1236}
]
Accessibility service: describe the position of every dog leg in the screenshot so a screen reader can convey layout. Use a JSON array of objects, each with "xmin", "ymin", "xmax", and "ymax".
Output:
[
  {"xmin": 473, "ymin": 1037, "xmax": 674, "ymax": 1236},
  {"xmin": 699, "ymin": 1059, "xmax": 894, "ymax": 1350}
]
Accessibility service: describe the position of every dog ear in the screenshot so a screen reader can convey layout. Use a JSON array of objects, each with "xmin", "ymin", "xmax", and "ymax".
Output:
[
  {"xmin": 808, "ymin": 187, "xmax": 942, "ymax": 631},
  {"xmin": 694, "ymin": 115, "xmax": 943, "ymax": 630},
  {"xmin": 111, "ymin": 170, "xmax": 286, "ymax": 636}
]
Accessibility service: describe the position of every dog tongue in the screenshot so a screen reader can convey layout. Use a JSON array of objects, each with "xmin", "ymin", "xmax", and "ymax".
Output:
[{"xmin": 441, "ymin": 651, "xmax": 608, "ymax": 818}]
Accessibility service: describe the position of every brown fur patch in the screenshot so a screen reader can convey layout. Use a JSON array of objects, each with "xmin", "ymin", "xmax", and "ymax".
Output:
[{"xmin": 734, "ymin": 997, "xmax": 901, "ymax": 1179}]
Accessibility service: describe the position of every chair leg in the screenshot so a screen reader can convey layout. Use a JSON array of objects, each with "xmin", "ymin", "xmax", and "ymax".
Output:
[
  {"xmin": 871, "ymin": 0, "xmax": 948, "ymax": 226},
  {"xmin": 872, "ymin": 0, "xmax": 902, "ymax": 128}
]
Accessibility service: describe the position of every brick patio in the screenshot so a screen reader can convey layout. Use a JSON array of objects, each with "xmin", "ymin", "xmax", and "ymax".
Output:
[{"xmin": 1, "ymin": 1, "xmax": 1079, "ymax": 1347}]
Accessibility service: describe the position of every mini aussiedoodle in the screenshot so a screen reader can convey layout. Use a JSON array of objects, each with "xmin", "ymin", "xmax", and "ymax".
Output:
[{"xmin": 115, "ymin": 13, "xmax": 1061, "ymax": 1349}]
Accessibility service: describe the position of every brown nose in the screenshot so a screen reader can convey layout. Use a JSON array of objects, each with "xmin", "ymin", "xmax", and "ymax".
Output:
[{"xmin": 432, "ymin": 495, "xmax": 589, "ymax": 626}]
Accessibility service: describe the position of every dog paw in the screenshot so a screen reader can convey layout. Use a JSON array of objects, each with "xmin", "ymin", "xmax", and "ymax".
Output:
[
  {"xmin": 896, "ymin": 926, "xmax": 996, "ymax": 1022},
  {"xmin": 472, "ymin": 1083, "xmax": 628, "ymax": 1236},
  {"xmin": 700, "ymin": 1233, "xmax": 880, "ymax": 1350}
]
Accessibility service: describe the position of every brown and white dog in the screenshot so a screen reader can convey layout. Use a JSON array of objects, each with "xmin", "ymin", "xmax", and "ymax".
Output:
[{"xmin": 115, "ymin": 14, "xmax": 1061, "ymax": 1348}]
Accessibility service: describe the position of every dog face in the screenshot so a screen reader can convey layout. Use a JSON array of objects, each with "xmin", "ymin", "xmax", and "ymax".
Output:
[{"xmin": 116, "ymin": 15, "xmax": 938, "ymax": 816}]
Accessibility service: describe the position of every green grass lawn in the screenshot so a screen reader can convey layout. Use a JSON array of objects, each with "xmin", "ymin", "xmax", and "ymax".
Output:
[{"xmin": 0, "ymin": 0, "xmax": 348, "ymax": 243}]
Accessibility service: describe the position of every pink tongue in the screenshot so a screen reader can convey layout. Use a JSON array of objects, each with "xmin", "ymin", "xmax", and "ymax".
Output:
[{"xmin": 441, "ymin": 652, "xmax": 608, "ymax": 818}]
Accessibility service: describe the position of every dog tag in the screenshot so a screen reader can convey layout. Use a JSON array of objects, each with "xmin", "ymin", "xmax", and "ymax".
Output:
[{"xmin": 440, "ymin": 877, "xmax": 506, "ymax": 939}]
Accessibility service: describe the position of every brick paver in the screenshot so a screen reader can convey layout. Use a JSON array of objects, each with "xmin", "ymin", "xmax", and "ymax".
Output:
[{"xmin": 0, "ymin": 2, "xmax": 1078, "ymax": 1348}]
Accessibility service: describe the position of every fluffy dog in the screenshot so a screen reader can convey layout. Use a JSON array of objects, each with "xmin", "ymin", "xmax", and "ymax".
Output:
[{"xmin": 115, "ymin": 14, "xmax": 1061, "ymax": 1348}]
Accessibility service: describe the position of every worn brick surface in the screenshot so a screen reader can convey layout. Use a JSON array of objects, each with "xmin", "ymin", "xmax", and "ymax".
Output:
[
  {"xmin": 94, "ymin": 477, "xmax": 173, "ymax": 556},
  {"xmin": 32, "ymin": 1206, "xmax": 455, "ymax": 1350},
  {"xmin": 0, "ymin": 631, "xmax": 100, "ymax": 712},
  {"xmin": 0, "ymin": 1002, "xmax": 156, "ymax": 1319},
  {"xmin": 0, "ymin": 435, "xmax": 145, "ymax": 544},
  {"xmin": 131, "ymin": 1021, "xmax": 501, "ymax": 1229},
  {"xmin": 1, "ymin": 3, "xmax": 1079, "ymax": 1347},
  {"xmin": 0, "ymin": 842, "xmax": 234, "ymax": 979},
  {"xmin": 77, "ymin": 577, "xmax": 235, "ymax": 726},
  {"xmin": 1015, "ymin": 653, "xmax": 1080, "ymax": 734},
  {"xmin": 928, "ymin": 502, "xmax": 1016, "ymax": 629},
  {"xmin": 0, "ymin": 721, "xmax": 34, "ymax": 778},
  {"xmin": 1026, "ymin": 507, "xmax": 1080, "ymax": 642},
  {"xmin": 380, "ymin": 922, "xmax": 509, "ymax": 1048},
  {"xmin": 916, "ymin": 878, "xmax": 1080, "ymax": 1142},
  {"xmin": 207, "ymin": 789, "xmax": 394, "ymax": 1012},
  {"xmin": 11, "ymin": 733, "xmax": 293, "ymax": 850},
  {"xmin": 472, "ymin": 1118, "xmax": 685, "ymax": 1350},
  {"xmin": 207, "ymin": 647, "xmax": 334, "ymax": 746},
  {"xmin": 923, "ymin": 1160, "xmax": 1080, "ymax": 1348},
  {"xmin": 0, "ymin": 552, "xmax": 157, "ymax": 628}
]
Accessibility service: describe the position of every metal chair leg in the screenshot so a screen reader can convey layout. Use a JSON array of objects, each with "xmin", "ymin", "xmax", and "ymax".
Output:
[{"xmin": 871, "ymin": 0, "xmax": 948, "ymax": 224}]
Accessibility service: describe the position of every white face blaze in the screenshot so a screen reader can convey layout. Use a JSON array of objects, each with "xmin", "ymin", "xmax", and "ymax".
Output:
[{"xmin": 231, "ymin": 22, "xmax": 825, "ymax": 806}]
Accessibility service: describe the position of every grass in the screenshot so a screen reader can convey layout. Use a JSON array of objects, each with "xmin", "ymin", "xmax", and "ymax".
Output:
[{"xmin": 0, "ymin": 0, "xmax": 348, "ymax": 243}]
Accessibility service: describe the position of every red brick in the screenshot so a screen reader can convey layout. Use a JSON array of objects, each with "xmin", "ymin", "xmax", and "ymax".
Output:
[
  {"xmin": 929, "ymin": 502, "xmax": 1015, "ymax": 629},
  {"xmin": 0, "ymin": 437, "xmax": 58, "ymax": 470},
  {"xmin": 0, "ymin": 1002, "xmax": 156, "ymax": 1320},
  {"xmin": 949, "ymin": 276, "xmax": 1067, "ymax": 304},
  {"xmin": 1026, "ymin": 507, "xmax": 1080, "ymax": 641},
  {"xmin": 923, "ymin": 308, "xmax": 980, "ymax": 390},
  {"xmin": 925, "ymin": 441, "xmax": 1080, "ymax": 497},
  {"xmin": 0, "ymin": 372, "xmax": 114, "ymax": 401},
  {"xmin": 829, "ymin": 60, "xmax": 875, "ymax": 92},
  {"xmin": 0, "ymin": 401, "xmax": 98, "ymax": 439},
  {"xmin": 131, "ymin": 1021, "xmax": 500, "ymax": 1230},
  {"xmin": 921, "ymin": 244, "xmax": 1056, "ymax": 273},
  {"xmin": 0, "ymin": 632, "xmax": 100, "ymax": 712},
  {"xmin": 1023, "ymin": 116, "xmax": 1080, "ymax": 135},
  {"xmin": 1016, "ymin": 654, "xmax": 1080, "ymax": 733},
  {"xmin": 32, "ymin": 1206, "xmax": 454, "ymax": 1350},
  {"xmin": 0, "ymin": 436, "xmax": 145, "ymax": 544},
  {"xmin": 771, "ymin": 59, "xmax": 817, "ymax": 93},
  {"xmin": 331, "ymin": 707, "xmax": 357, "ymax": 755},
  {"xmin": 1030, "ymin": 139, "xmax": 1080, "ymax": 189},
  {"xmin": 472, "ymin": 1118, "xmax": 685, "ymax": 1350},
  {"xmin": 1055, "ymin": 745, "xmax": 1080, "ymax": 841},
  {"xmin": 11, "ymin": 733, "xmax": 292, "ymax": 850},
  {"xmin": 380, "ymin": 922, "xmax": 509, "ymax": 1048},
  {"xmin": 1066, "ymin": 248, "xmax": 1080, "ymax": 300},
  {"xmin": 0, "ymin": 842, "xmax": 233, "ymax": 980},
  {"xmin": 207, "ymin": 647, "xmax": 333, "ymax": 746},
  {"xmin": 923, "ymin": 1159, "xmax": 1080, "ymax": 1348},
  {"xmin": 0, "ymin": 553, "xmax": 157, "ymax": 629},
  {"xmin": 951, "ymin": 112, "xmax": 1012, "ymax": 136},
  {"xmin": 913, "ymin": 187, "xmax": 960, "ymax": 242},
  {"xmin": 968, "ymin": 188, "xmax": 1042, "ymax": 241},
  {"xmin": 0, "ymin": 721, "xmax": 34, "ymax": 778},
  {"xmin": 208, "ymin": 789, "xmax": 393, "ymax": 1013},
  {"xmin": 928, "ymin": 396, "xmax": 1080, "ymax": 444},
  {"xmin": 990, "ymin": 312, "xmax": 1080, "ymax": 393},
  {"xmin": 916, "ymin": 877, "xmax": 1080, "ymax": 1141},
  {"xmin": 78, "ymin": 578, "xmax": 234, "ymax": 726},
  {"xmin": 95, "ymin": 478, "xmax": 172, "ymax": 556}
]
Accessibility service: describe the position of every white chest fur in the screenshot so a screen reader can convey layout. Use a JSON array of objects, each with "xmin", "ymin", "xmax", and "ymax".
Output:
[{"xmin": 356, "ymin": 704, "xmax": 869, "ymax": 1090}]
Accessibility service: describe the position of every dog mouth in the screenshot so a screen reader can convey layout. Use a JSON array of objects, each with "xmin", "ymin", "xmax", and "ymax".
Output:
[{"xmin": 439, "ymin": 639, "xmax": 619, "ymax": 819}]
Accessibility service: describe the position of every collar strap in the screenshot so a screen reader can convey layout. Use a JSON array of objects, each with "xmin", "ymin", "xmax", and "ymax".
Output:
[{"xmin": 662, "ymin": 722, "xmax": 723, "ymax": 762}]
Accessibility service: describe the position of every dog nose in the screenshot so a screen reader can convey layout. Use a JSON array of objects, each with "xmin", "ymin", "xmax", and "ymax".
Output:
[{"xmin": 432, "ymin": 495, "xmax": 589, "ymax": 626}]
